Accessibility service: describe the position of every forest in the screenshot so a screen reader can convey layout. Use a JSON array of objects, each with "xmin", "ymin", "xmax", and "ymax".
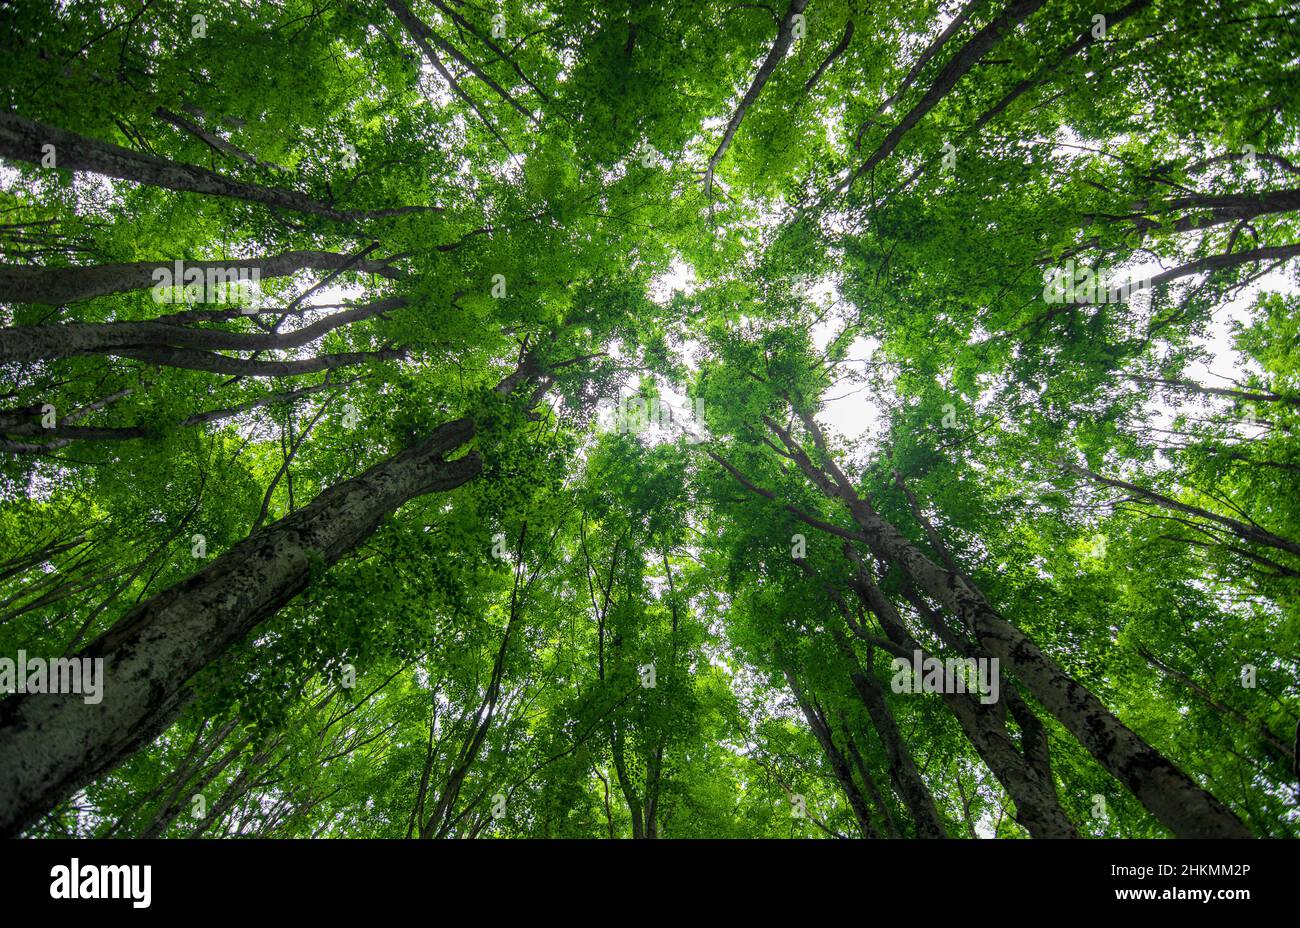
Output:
[{"xmin": 0, "ymin": 0, "xmax": 1296, "ymax": 840}]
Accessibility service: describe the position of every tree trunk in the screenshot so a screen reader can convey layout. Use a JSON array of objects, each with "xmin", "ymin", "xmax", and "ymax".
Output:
[
  {"xmin": 825, "ymin": 646, "xmax": 948, "ymax": 838},
  {"xmin": 0, "ymin": 112, "xmax": 436, "ymax": 222},
  {"xmin": 794, "ymin": 549, "xmax": 1078, "ymax": 837},
  {"xmin": 0, "ymin": 298, "xmax": 405, "ymax": 364},
  {"xmin": 782, "ymin": 665, "xmax": 885, "ymax": 838},
  {"xmin": 704, "ymin": 0, "xmax": 809, "ymax": 195},
  {"xmin": 0, "ymin": 251, "xmax": 401, "ymax": 305},
  {"xmin": 847, "ymin": 0, "xmax": 1050, "ymax": 189},
  {"xmin": 769, "ymin": 411, "xmax": 1252, "ymax": 837},
  {"xmin": 113, "ymin": 345, "xmax": 405, "ymax": 378},
  {"xmin": 841, "ymin": 510, "xmax": 1250, "ymax": 836},
  {"xmin": 1070, "ymin": 463, "xmax": 1300, "ymax": 560},
  {"xmin": 609, "ymin": 723, "xmax": 645, "ymax": 839},
  {"xmin": 841, "ymin": 723, "xmax": 899, "ymax": 837},
  {"xmin": 850, "ymin": 573, "xmax": 1079, "ymax": 837},
  {"xmin": 0, "ymin": 412, "xmax": 481, "ymax": 836}
]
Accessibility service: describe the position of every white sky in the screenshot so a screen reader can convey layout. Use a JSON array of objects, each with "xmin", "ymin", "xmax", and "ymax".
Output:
[{"xmin": 641, "ymin": 249, "xmax": 1296, "ymax": 458}]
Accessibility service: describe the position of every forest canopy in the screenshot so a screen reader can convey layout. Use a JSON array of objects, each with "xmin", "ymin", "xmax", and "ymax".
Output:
[{"xmin": 0, "ymin": 0, "xmax": 1297, "ymax": 840}]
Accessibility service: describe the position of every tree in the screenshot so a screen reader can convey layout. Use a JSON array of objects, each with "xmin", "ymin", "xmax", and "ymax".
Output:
[{"xmin": 1, "ymin": 0, "xmax": 1296, "ymax": 839}]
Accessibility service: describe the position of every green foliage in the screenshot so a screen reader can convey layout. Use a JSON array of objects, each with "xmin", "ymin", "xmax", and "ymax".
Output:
[{"xmin": 1, "ymin": 0, "xmax": 1296, "ymax": 838}]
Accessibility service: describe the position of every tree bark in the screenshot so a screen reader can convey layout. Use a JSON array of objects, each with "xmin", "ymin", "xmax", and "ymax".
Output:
[
  {"xmin": 0, "ymin": 112, "xmax": 438, "ymax": 222},
  {"xmin": 0, "ymin": 251, "xmax": 401, "ymax": 305},
  {"xmin": 112, "ymin": 345, "xmax": 405, "ymax": 378},
  {"xmin": 831, "ymin": 648, "xmax": 948, "ymax": 838},
  {"xmin": 846, "ymin": 499, "xmax": 1251, "ymax": 837},
  {"xmin": 0, "ymin": 409, "xmax": 484, "ymax": 836},
  {"xmin": 841, "ymin": 722, "xmax": 898, "ymax": 836},
  {"xmin": 846, "ymin": 0, "xmax": 1049, "ymax": 191},
  {"xmin": 1069, "ymin": 462, "xmax": 1300, "ymax": 560},
  {"xmin": 753, "ymin": 410, "xmax": 1252, "ymax": 837},
  {"xmin": 0, "ymin": 298, "xmax": 405, "ymax": 364},
  {"xmin": 844, "ymin": 562, "xmax": 1079, "ymax": 837},
  {"xmin": 704, "ymin": 0, "xmax": 809, "ymax": 196},
  {"xmin": 782, "ymin": 664, "xmax": 886, "ymax": 838},
  {"xmin": 871, "ymin": 0, "xmax": 980, "ymax": 119},
  {"xmin": 610, "ymin": 722, "xmax": 645, "ymax": 839}
]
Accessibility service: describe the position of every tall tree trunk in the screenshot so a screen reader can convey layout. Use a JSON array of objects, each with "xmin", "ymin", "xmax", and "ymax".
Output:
[
  {"xmin": 782, "ymin": 664, "xmax": 885, "ymax": 838},
  {"xmin": 824, "ymin": 642, "xmax": 948, "ymax": 838},
  {"xmin": 609, "ymin": 723, "xmax": 645, "ymax": 839},
  {"xmin": 793, "ymin": 551, "xmax": 1077, "ymax": 836},
  {"xmin": 0, "ymin": 298, "xmax": 405, "ymax": 364},
  {"xmin": 703, "ymin": 0, "xmax": 809, "ymax": 196},
  {"xmin": 840, "ymin": 484, "xmax": 1250, "ymax": 836},
  {"xmin": 0, "ymin": 250, "xmax": 401, "ymax": 305},
  {"xmin": 845, "ymin": 566, "xmax": 1079, "ymax": 837},
  {"xmin": 766, "ymin": 410, "xmax": 1252, "ymax": 837},
  {"xmin": 0, "ymin": 410, "xmax": 484, "ymax": 836},
  {"xmin": 846, "ymin": 0, "xmax": 1050, "ymax": 190},
  {"xmin": 841, "ymin": 721, "xmax": 899, "ymax": 837},
  {"xmin": 1069, "ymin": 463, "xmax": 1300, "ymax": 559},
  {"xmin": 0, "ymin": 112, "xmax": 436, "ymax": 222},
  {"xmin": 112, "ymin": 345, "xmax": 405, "ymax": 378}
]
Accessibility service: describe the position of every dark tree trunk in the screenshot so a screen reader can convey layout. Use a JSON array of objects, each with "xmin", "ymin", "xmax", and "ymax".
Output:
[
  {"xmin": 764, "ymin": 411, "xmax": 1251, "ymax": 837},
  {"xmin": 0, "ymin": 112, "xmax": 437, "ymax": 222},
  {"xmin": 0, "ymin": 251, "xmax": 401, "ymax": 305},
  {"xmin": 0, "ymin": 413, "xmax": 482, "ymax": 836},
  {"xmin": 782, "ymin": 665, "xmax": 888, "ymax": 838},
  {"xmin": 0, "ymin": 298, "xmax": 405, "ymax": 364}
]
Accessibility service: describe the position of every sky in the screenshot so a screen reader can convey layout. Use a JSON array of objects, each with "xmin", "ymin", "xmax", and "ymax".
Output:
[{"xmin": 642, "ymin": 254, "xmax": 1294, "ymax": 458}]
